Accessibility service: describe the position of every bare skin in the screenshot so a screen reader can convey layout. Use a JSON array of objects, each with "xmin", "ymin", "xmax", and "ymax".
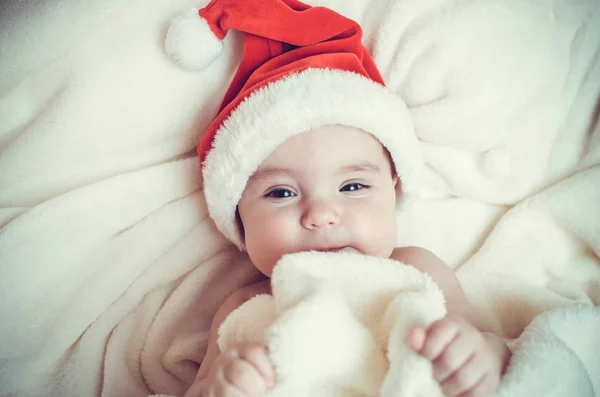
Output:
[{"xmin": 185, "ymin": 126, "xmax": 510, "ymax": 397}]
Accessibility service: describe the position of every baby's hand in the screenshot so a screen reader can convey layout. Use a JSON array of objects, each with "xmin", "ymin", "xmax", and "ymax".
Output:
[
  {"xmin": 408, "ymin": 315, "xmax": 503, "ymax": 397},
  {"xmin": 198, "ymin": 342, "xmax": 275, "ymax": 397}
]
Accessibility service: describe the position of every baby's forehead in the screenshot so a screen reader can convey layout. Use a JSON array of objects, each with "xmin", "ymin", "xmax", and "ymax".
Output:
[
  {"xmin": 251, "ymin": 161, "xmax": 384, "ymax": 181},
  {"xmin": 243, "ymin": 125, "xmax": 397, "ymax": 191}
]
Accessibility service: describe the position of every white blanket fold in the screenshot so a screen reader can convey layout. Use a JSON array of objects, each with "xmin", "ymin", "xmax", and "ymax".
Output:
[{"xmin": 498, "ymin": 305, "xmax": 600, "ymax": 397}]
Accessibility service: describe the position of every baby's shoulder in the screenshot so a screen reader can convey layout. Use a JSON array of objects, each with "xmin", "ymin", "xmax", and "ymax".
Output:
[
  {"xmin": 390, "ymin": 246, "xmax": 456, "ymax": 287},
  {"xmin": 210, "ymin": 279, "xmax": 271, "ymax": 338},
  {"xmin": 222, "ymin": 279, "xmax": 272, "ymax": 312},
  {"xmin": 391, "ymin": 246, "xmax": 441, "ymax": 265}
]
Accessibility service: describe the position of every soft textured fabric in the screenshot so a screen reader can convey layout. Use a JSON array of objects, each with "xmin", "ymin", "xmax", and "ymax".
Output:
[
  {"xmin": 1, "ymin": 0, "xmax": 599, "ymax": 396},
  {"xmin": 217, "ymin": 251, "xmax": 446, "ymax": 397}
]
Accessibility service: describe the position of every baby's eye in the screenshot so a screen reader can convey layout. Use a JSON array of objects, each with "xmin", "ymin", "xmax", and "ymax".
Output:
[
  {"xmin": 341, "ymin": 182, "xmax": 368, "ymax": 192},
  {"xmin": 266, "ymin": 188, "xmax": 296, "ymax": 199}
]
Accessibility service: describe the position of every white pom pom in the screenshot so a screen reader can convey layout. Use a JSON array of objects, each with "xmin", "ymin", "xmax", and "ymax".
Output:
[{"xmin": 165, "ymin": 8, "xmax": 223, "ymax": 71}]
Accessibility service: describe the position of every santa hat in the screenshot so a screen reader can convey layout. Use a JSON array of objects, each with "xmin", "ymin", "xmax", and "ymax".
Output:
[{"xmin": 165, "ymin": 0, "xmax": 423, "ymax": 250}]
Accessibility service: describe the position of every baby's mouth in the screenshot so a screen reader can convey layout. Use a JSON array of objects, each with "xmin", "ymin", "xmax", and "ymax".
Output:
[{"xmin": 315, "ymin": 246, "xmax": 357, "ymax": 254}]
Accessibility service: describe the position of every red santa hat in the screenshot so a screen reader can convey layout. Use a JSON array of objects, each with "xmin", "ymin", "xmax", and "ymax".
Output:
[{"xmin": 165, "ymin": 0, "xmax": 423, "ymax": 250}]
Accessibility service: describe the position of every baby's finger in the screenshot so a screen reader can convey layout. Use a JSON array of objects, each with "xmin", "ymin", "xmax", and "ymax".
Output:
[
  {"xmin": 408, "ymin": 327, "xmax": 426, "ymax": 351},
  {"xmin": 432, "ymin": 333, "xmax": 475, "ymax": 382},
  {"xmin": 221, "ymin": 358, "xmax": 268, "ymax": 397},
  {"xmin": 420, "ymin": 318, "xmax": 460, "ymax": 361},
  {"xmin": 183, "ymin": 379, "xmax": 205, "ymax": 397},
  {"xmin": 457, "ymin": 375, "xmax": 497, "ymax": 397},
  {"xmin": 211, "ymin": 379, "xmax": 246, "ymax": 397},
  {"xmin": 238, "ymin": 344, "xmax": 276, "ymax": 387},
  {"xmin": 440, "ymin": 355, "xmax": 487, "ymax": 397}
]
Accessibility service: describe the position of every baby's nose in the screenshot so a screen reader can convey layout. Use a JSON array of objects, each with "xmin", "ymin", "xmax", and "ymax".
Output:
[{"xmin": 301, "ymin": 199, "xmax": 341, "ymax": 230}]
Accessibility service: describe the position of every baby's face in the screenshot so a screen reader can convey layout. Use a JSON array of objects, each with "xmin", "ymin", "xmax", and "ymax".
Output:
[{"xmin": 237, "ymin": 125, "xmax": 399, "ymax": 277}]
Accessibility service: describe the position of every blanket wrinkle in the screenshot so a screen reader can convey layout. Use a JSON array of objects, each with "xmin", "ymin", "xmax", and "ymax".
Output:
[
  {"xmin": 377, "ymin": 0, "xmax": 600, "ymax": 205},
  {"xmin": 0, "ymin": 4, "xmax": 237, "ymax": 206},
  {"xmin": 140, "ymin": 253, "xmax": 261, "ymax": 396},
  {"xmin": 456, "ymin": 180, "xmax": 600, "ymax": 333},
  {"xmin": 496, "ymin": 305, "xmax": 600, "ymax": 397},
  {"xmin": 0, "ymin": 60, "xmax": 66, "ymax": 154},
  {"xmin": 0, "ymin": 0, "xmax": 127, "ymax": 95},
  {"xmin": 0, "ymin": 159, "xmax": 201, "ymax": 351},
  {"xmin": 395, "ymin": 197, "xmax": 507, "ymax": 268}
]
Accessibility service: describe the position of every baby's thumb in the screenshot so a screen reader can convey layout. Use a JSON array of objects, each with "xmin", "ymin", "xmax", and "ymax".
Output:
[{"xmin": 407, "ymin": 327, "xmax": 426, "ymax": 351}]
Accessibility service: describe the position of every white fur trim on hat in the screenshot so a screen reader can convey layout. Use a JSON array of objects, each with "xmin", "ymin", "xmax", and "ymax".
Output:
[{"xmin": 203, "ymin": 68, "xmax": 423, "ymax": 249}]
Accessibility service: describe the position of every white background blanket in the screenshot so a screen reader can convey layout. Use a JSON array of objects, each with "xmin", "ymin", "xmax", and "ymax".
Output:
[{"xmin": 1, "ymin": 0, "xmax": 599, "ymax": 396}]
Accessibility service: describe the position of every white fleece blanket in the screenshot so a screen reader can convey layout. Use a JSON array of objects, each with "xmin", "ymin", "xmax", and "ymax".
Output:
[
  {"xmin": 218, "ymin": 252, "xmax": 448, "ymax": 397},
  {"xmin": 1, "ymin": 0, "xmax": 599, "ymax": 396}
]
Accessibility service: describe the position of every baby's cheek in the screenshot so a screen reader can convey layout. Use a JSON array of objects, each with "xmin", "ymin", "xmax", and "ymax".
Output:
[
  {"xmin": 354, "ymin": 205, "xmax": 397, "ymax": 256},
  {"xmin": 261, "ymin": 228, "xmax": 290, "ymax": 254},
  {"xmin": 247, "ymin": 216, "xmax": 298, "ymax": 274}
]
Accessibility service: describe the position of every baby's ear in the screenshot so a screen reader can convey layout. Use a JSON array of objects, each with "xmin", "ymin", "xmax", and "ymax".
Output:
[
  {"xmin": 235, "ymin": 207, "xmax": 246, "ymax": 240},
  {"xmin": 392, "ymin": 174, "xmax": 400, "ymax": 188}
]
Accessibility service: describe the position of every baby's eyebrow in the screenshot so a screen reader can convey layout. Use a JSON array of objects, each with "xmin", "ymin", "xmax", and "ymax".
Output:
[
  {"xmin": 249, "ymin": 167, "xmax": 292, "ymax": 183},
  {"xmin": 339, "ymin": 163, "xmax": 381, "ymax": 174}
]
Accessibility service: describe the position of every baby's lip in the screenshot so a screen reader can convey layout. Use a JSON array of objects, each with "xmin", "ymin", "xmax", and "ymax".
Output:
[
  {"xmin": 316, "ymin": 248, "xmax": 342, "ymax": 252},
  {"xmin": 314, "ymin": 246, "xmax": 357, "ymax": 253}
]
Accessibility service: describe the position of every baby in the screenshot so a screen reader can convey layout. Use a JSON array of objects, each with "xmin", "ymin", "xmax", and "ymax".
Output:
[
  {"xmin": 188, "ymin": 124, "xmax": 510, "ymax": 397},
  {"xmin": 166, "ymin": 1, "xmax": 512, "ymax": 396}
]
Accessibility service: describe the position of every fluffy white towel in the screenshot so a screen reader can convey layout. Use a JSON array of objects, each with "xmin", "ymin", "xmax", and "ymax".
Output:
[{"xmin": 218, "ymin": 251, "xmax": 446, "ymax": 397}]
